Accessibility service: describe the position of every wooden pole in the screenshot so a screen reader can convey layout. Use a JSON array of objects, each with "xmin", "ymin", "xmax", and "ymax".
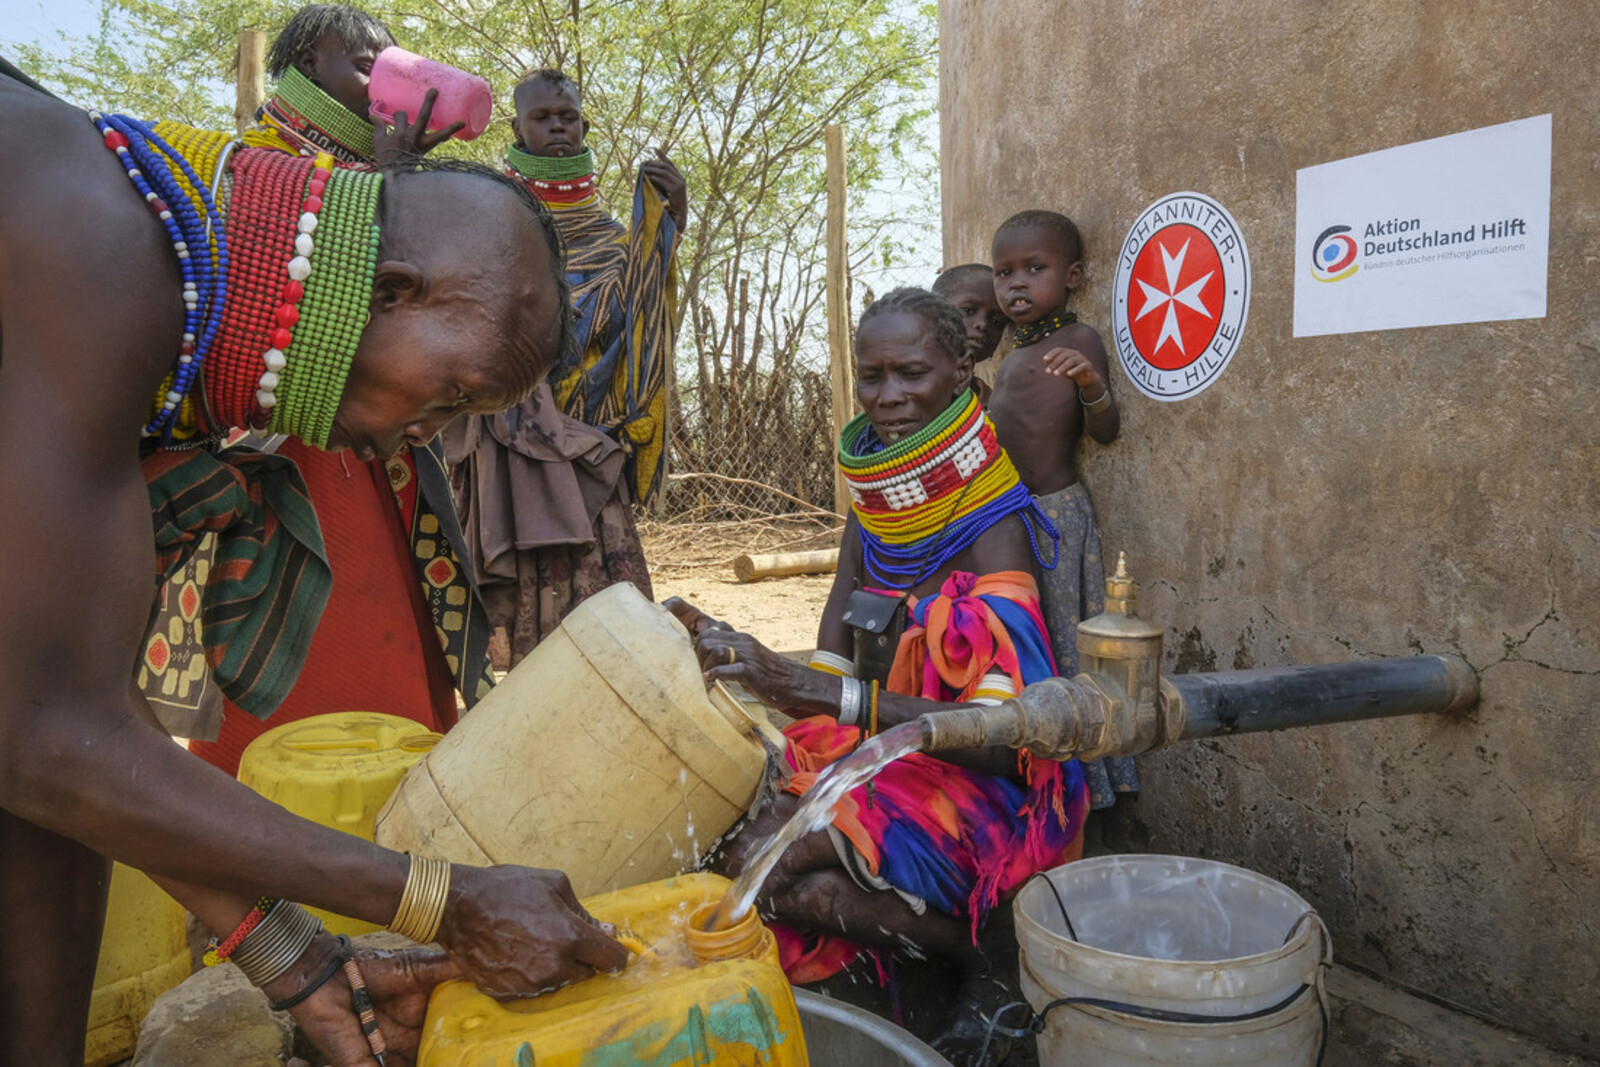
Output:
[
  {"xmin": 732, "ymin": 548, "xmax": 841, "ymax": 583},
  {"xmin": 235, "ymin": 30, "xmax": 267, "ymax": 136},
  {"xmin": 825, "ymin": 124, "xmax": 854, "ymax": 518}
]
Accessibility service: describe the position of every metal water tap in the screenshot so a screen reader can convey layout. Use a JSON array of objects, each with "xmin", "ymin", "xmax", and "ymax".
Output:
[{"xmin": 916, "ymin": 553, "xmax": 1478, "ymax": 760}]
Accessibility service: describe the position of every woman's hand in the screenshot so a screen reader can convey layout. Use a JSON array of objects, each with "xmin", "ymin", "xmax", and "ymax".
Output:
[
  {"xmin": 664, "ymin": 597, "xmax": 831, "ymax": 712},
  {"xmin": 434, "ymin": 865, "xmax": 628, "ymax": 1000},
  {"xmin": 267, "ymin": 936, "xmax": 459, "ymax": 1066},
  {"xmin": 371, "ymin": 88, "xmax": 467, "ymax": 165},
  {"xmin": 641, "ymin": 149, "xmax": 688, "ymax": 230}
]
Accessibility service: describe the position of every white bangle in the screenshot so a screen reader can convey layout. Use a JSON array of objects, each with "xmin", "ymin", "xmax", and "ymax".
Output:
[
  {"xmin": 1081, "ymin": 387, "xmax": 1112, "ymax": 409},
  {"xmin": 837, "ymin": 677, "xmax": 864, "ymax": 727}
]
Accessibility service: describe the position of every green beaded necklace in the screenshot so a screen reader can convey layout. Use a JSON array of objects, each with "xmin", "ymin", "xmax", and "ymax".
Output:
[
  {"xmin": 262, "ymin": 65, "xmax": 376, "ymax": 163},
  {"xmin": 269, "ymin": 167, "xmax": 383, "ymax": 448},
  {"xmin": 504, "ymin": 144, "xmax": 595, "ymax": 181}
]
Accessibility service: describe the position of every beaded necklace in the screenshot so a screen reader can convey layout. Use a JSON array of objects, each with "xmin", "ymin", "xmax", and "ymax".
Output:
[
  {"xmin": 90, "ymin": 112, "xmax": 229, "ymax": 441},
  {"xmin": 504, "ymin": 144, "xmax": 599, "ymax": 208},
  {"xmin": 217, "ymin": 149, "xmax": 382, "ymax": 447},
  {"xmin": 258, "ymin": 65, "xmax": 375, "ymax": 165},
  {"xmin": 840, "ymin": 392, "xmax": 1060, "ymax": 587},
  {"xmin": 1011, "ymin": 308, "xmax": 1078, "ymax": 348},
  {"xmin": 94, "ymin": 118, "xmax": 383, "ymax": 448}
]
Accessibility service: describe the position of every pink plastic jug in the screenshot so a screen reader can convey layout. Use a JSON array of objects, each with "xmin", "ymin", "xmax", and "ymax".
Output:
[{"xmin": 367, "ymin": 46, "xmax": 493, "ymax": 142}]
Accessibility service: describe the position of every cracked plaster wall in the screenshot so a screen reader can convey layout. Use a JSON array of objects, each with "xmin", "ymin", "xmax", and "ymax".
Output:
[{"xmin": 940, "ymin": 0, "xmax": 1597, "ymax": 1055}]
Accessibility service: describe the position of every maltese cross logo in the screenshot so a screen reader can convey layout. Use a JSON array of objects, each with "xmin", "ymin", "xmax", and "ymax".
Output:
[
  {"xmin": 1112, "ymin": 192, "xmax": 1251, "ymax": 402},
  {"xmin": 1132, "ymin": 234, "xmax": 1219, "ymax": 369}
]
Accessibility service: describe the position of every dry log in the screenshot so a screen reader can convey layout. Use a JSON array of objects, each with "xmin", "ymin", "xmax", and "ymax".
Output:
[{"xmin": 732, "ymin": 548, "xmax": 841, "ymax": 583}]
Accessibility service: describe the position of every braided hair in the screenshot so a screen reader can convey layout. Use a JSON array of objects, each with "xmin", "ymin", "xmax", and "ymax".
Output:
[
  {"xmin": 267, "ymin": 5, "xmax": 397, "ymax": 79},
  {"xmin": 993, "ymin": 209, "xmax": 1084, "ymax": 264},
  {"xmin": 857, "ymin": 286, "xmax": 966, "ymax": 365}
]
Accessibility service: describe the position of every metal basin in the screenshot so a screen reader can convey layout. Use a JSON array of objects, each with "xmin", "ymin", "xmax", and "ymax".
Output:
[{"xmin": 795, "ymin": 988, "xmax": 951, "ymax": 1065}]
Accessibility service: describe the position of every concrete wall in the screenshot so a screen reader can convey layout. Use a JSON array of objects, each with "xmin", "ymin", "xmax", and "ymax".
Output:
[{"xmin": 940, "ymin": 0, "xmax": 1597, "ymax": 1054}]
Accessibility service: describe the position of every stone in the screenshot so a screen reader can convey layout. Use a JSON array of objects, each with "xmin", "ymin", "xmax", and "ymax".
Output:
[{"xmin": 130, "ymin": 962, "xmax": 292, "ymax": 1066}]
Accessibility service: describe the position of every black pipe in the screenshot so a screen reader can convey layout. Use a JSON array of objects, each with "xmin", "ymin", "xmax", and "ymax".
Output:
[{"xmin": 1169, "ymin": 655, "xmax": 1476, "ymax": 740}]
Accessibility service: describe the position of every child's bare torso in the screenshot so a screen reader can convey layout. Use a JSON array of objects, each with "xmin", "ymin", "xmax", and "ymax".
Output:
[{"xmin": 989, "ymin": 322, "xmax": 1100, "ymax": 496}]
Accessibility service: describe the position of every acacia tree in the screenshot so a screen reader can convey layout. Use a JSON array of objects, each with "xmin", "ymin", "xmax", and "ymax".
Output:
[{"xmin": 10, "ymin": 0, "xmax": 936, "ymax": 515}]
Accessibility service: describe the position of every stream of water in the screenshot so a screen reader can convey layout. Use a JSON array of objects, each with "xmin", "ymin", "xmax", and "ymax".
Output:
[{"xmin": 703, "ymin": 719, "xmax": 925, "ymax": 932}]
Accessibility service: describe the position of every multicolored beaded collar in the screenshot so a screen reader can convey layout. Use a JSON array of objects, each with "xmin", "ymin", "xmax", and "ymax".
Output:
[
  {"xmin": 505, "ymin": 144, "xmax": 599, "ymax": 208},
  {"xmin": 258, "ymin": 65, "xmax": 375, "ymax": 165},
  {"xmin": 92, "ymin": 115, "xmax": 382, "ymax": 449},
  {"xmin": 1011, "ymin": 309, "xmax": 1078, "ymax": 349},
  {"xmin": 839, "ymin": 392, "xmax": 1059, "ymax": 587}
]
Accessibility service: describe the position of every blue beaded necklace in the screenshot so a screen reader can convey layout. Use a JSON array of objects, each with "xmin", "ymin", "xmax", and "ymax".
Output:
[{"xmin": 89, "ymin": 110, "xmax": 230, "ymax": 441}]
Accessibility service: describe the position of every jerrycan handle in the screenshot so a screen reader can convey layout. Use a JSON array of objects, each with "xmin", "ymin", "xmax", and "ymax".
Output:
[{"xmin": 709, "ymin": 681, "xmax": 787, "ymax": 750}]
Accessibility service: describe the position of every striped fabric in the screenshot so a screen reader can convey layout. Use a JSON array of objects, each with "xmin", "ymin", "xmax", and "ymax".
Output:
[
  {"xmin": 143, "ymin": 447, "xmax": 331, "ymax": 719},
  {"xmin": 531, "ymin": 172, "xmax": 680, "ymax": 505}
]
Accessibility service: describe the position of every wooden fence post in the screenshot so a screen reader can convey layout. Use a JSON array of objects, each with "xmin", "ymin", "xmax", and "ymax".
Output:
[
  {"xmin": 825, "ymin": 124, "xmax": 853, "ymax": 518},
  {"xmin": 235, "ymin": 30, "xmax": 266, "ymax": 136}
]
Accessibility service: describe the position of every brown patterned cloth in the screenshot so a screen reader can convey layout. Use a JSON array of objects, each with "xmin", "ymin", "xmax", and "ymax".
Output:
[
  {"xmin": 1034, "ymin": 481, "xmax": 1140, "ymax": 808},
  {"xmin": 445, "ymin": 383, "xmax": 653, "ymax": 666}
]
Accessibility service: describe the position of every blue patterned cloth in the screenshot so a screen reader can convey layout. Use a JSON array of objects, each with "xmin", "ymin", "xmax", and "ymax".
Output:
[{"xmin": 1034, "ymin": 482, "xmax": 1141, "ymax": 807}]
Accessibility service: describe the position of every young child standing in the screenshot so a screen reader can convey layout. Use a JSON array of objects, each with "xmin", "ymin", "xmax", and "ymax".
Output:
[
  {"xmin": 933, "ymin": 262, "xmax": 1007, "ymax": 404},
  {"xmin": 987, "ymin": 210, "xmax": 1144, "ymax": 839}
]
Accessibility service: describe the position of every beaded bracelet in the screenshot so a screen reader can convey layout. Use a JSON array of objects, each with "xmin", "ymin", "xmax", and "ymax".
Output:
[
  {"xmin": 268, "ymin": 934, "xmax": 352, "ymax": 1013},
  {"xmin": 203, "ymin": 896, "xmax": 279, "ymax": 967},
  {"xmin": 230, "ymin": 900, "xmax": 324, "ymax": 988}
]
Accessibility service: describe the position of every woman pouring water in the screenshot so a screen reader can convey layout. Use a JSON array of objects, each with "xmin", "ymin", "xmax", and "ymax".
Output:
[{"xmin": 666, "ymin": 287, "xmax": 1090, "ymax": 1067}]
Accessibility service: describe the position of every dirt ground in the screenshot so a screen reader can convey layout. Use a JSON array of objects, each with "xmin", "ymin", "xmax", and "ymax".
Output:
[{"xmin": 641, "ymin": 522, "xmax": 837, "ymax": 656}]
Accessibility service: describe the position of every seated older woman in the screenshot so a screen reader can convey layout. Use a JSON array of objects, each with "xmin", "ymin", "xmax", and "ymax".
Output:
[{"xmin": 669, "ymin": 287, "xmax": 1089, "ymax": 1063}]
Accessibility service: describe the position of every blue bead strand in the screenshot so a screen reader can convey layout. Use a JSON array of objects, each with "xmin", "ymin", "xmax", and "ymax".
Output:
[
  {"xmin": 89, "ymin": 110, "xmax": 230, "ymax": 440},
  {"xmin": 858, "ymin": 483, "xmax": 1062, "ymax": 589}
]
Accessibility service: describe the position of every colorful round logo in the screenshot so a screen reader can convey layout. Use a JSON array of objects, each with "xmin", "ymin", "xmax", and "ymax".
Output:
[
  {"xmin": 1112, "ymin": 192, "xmax": 1250, "ymax": 401},
  {"xmin": 1310, "ymin": 224, "xmax": 1360, "ymax": 282}
]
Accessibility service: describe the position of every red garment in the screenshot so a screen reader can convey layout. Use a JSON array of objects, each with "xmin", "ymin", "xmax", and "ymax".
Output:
[{"xmin": 189, "ymin": 443, "xmax": 456, "ymax": 776}]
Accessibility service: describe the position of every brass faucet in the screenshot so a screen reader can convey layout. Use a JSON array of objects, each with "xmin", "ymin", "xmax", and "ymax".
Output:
[{"xmin": 917, "ymin": 553, "xmax": 1477, "ymax": 760}]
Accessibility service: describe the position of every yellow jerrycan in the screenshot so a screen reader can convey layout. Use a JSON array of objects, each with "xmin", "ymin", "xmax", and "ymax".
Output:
[
  {"xmin": 373, "ymin": 582, "xmax": 784, "ymax": 897},
  {"xmin": 237, "ymin": 711, "xmax": 443, "ymax": 934},
  {"xmin": 418, "ymin": 871, "xmax": 808, "ymax": 1066},
  {"xmin": 84, "ymin": 863, "xmax": 191, "ymax": 1066}
]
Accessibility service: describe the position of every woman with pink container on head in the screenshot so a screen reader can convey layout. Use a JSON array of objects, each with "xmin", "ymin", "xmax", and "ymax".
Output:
[{"xmin": 262, "ymin": 2, "xmax": 488, "ymax": 164}]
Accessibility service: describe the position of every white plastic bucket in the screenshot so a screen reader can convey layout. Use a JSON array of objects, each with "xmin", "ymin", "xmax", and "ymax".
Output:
[{"xmin": 1013, "ymin": 855, "xmax": 1331, "ymax": 1066}]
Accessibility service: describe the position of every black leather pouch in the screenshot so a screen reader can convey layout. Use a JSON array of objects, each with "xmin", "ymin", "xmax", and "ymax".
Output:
[{"xmin": 844, "ymin": 587, "xmax": 908, "ymax": 684}]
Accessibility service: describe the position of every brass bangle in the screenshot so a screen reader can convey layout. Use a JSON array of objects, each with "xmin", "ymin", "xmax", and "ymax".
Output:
[{"xmin": 389, "ymin": 854, "xmax": 450, "ymax": 944}]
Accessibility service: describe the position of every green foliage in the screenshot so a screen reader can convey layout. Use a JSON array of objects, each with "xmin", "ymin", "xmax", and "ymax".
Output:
[{"xmin": 8, "ymin": 0, "xmax": 937, "ymax": 512}]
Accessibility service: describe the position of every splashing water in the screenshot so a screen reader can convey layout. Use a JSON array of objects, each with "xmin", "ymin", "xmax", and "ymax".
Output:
[{"xmin": 702, "ymin": 720, "xmax": 925, "ymax": 932}]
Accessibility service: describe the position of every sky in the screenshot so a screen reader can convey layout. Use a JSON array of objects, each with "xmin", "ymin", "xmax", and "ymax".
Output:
[{"xmin": 1, "ymin": 0, "xmax": 102, "ymax": 57}]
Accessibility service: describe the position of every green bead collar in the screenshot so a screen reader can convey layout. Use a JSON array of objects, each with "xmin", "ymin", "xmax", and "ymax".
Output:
[
  {"xmin": 271, "ymin": 65, "xmax": 376, "ymax": 162},
  {"xmin": 504, "ymin": 143, "xmax": 595, "ymax": 181}
]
